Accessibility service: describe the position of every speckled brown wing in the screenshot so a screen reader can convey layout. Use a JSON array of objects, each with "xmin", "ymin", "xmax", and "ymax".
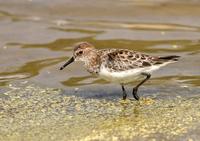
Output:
[{"xmin": 99, "ymin": 49, "xmax": 158, "ymax": 72}]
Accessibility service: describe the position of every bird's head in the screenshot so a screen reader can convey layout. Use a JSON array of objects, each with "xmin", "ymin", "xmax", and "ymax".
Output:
[{"xmin": 60, "ymin": 42, "xmax": 95, "ymax": 70}]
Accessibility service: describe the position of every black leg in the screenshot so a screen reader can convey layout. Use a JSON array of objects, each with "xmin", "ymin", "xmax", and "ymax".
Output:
[
  {"xmin": 121, "ymin": 84, "xmax": 127, "ymax": 100},
  {"xmin": 132, "ymin": 72, "xmax": 151, "ymax": 101}
]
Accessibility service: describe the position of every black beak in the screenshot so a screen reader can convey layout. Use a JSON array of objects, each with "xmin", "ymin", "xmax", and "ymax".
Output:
[{"xmin": 60, "ymin": 57, "xmax": 74, "ymax": 70}]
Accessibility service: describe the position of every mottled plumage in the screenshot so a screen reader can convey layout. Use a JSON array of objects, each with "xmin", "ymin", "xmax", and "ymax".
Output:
[{"xmin": 60, "ymin": 42, "xmax": 180, "ymax": 100}]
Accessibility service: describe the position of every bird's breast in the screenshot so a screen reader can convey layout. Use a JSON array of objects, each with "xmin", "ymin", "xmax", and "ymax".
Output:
[{"xmin": 99, "ymin": 66, "xmax": 143, "ymax": 83}]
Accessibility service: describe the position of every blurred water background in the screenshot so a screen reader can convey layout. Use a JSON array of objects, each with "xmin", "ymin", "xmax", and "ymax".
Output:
[{"xmin": 0, "ymin": 0, "xmax": 200, "ymax": 141}]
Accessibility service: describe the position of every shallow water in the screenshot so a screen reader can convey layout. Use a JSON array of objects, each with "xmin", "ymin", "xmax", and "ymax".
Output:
[{"xmin": 0, "ymin": 0, "xmax": 200, "ymax": 141}]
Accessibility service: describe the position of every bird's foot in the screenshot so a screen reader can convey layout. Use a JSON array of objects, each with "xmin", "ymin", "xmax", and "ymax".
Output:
[{"xmin": 132, "ymin": 87, "xmax": 140, "ymax": 101}]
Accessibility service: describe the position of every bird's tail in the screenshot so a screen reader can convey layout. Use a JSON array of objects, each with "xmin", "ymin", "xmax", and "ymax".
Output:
[{"xmin": 158, "ymin": 55, "xmax": 180, "ymax": 61}]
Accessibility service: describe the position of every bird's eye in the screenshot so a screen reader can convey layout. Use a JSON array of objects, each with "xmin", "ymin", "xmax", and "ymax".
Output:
[{"xmin": 79, "ymin": 51, "xmax": 83, "ymax": 54}]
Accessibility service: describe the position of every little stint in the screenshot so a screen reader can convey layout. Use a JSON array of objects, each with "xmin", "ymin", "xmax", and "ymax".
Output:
[{"xmin": 60, "ymin": 42, "xmax": 180, "ymax": 100}]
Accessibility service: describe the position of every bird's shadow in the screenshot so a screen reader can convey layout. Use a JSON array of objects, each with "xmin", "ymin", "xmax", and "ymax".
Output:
[{"xmin": 61, "ymin": 84, "xmax": 157, "ymax": 101}]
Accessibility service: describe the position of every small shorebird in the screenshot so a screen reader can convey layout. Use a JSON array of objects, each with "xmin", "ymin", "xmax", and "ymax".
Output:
[{"xmin": 60, "ymin": 42, "xmax": 180, "ymax": 100}]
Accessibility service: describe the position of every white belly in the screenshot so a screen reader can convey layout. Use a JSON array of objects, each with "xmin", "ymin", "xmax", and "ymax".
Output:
[{"xmin": 99, "ymin": 63, "xmax": 170, "ymax": 83}]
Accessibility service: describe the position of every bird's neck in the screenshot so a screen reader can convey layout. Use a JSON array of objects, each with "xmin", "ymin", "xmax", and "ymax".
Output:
[{"xmin": 84, "ymin": 51, "xmax": 101, "ymax": 74}]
